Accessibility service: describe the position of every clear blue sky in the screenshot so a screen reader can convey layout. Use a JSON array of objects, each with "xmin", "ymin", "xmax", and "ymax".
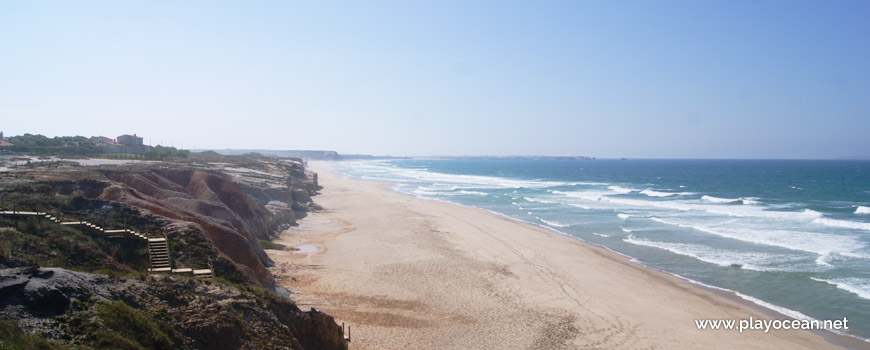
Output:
[{"xmin": 1, "ymin": 1, "xmax": 868, "ymax": 158}]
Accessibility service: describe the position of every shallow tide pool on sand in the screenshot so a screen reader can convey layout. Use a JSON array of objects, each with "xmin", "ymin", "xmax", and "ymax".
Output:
[{"xmin": 293, "ymin": 244, "xmax": 319, "ymax": 254}]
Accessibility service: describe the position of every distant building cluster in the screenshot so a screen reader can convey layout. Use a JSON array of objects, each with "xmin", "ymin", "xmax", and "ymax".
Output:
[
  {"xmin": 0, "ymin": 132, "xmax": 11, "ymax": 147},
  {"xmin": 0, "ymin": 132, "xmax": 158, "ymax": 155},
  {"xmin": 90, "ymin": 134, "xmax": 151, "ymax": 154}
]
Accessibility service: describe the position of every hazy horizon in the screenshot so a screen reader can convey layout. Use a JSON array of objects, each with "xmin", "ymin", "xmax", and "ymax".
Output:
[{"xmin": 2, "ymin": 1, "xmax": 868, "ymax": 159}]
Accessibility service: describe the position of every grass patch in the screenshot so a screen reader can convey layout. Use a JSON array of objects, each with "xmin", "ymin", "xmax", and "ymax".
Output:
[
  {"xmin": 96, "ymin": 301, "xmax": 172, "ymax": 350},
  {"xmin": 0, "ymin": 320, "xmax": 67, "ymax": 350},
  {"xmin": 258, "ymin": 239, "xmax": 285, "ymax": 251}
]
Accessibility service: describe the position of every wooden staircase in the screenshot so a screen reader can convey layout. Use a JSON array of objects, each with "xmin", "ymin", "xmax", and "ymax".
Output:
[
  {"xmin": 2, "ymin": 208, "xmax": 213, "ymax": 278},
  {"xmin": 148, "ymin": 238, "xmax": 171, "ymax": 272},
  {"xmin": 192, "ymin": 269, "xmax": 214, "ymax": 278}
]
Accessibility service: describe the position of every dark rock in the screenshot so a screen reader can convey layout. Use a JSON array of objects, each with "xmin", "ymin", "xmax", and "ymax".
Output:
[{"xmin": 0, "ymin": 267, "xmax": 348, "ymax": 350}]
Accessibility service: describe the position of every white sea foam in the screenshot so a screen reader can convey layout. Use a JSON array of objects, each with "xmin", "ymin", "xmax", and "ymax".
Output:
[
  {"xmin": 701, "ymin": 195, "xmax": 740, "ymax": 204},
  {"xmin": 815, "ymin": 252, "xmax": 834, "ymax": 267},
  {"xmin": 704, "ymin": 207, "xmax": 823, "ymax": 221},
  {"xmin": 648, "ymin": 217, "xmax": 866, "ymax": 256},
  {"xmin": 733, "ymin": 292, "xmax": 816, "ymax": 321},
  {"xmin": 856, "ymin": 206, "xmax": 870, "ymax": 215},
  {"xmin": 700, "ymin": 195, "xmax": 764, "ymax": 206},
  {"xmin": 741, "ymin": 197, "xmax": 761, "ymax": 205},
  {"xmin": 811, "ymin": 277, "xmax": 870, "ymax": 301},
  {"xmin": 617, "ymin": 213, "xmax": 631, "ymax": 220},
  {"xmin": 539, "ymin": 218, "xmax": 570, "ymax": 228},
  {"xmin": 592, "ymin": 232, "xmax": 611, "ymax": 238},
  {"xmin": 732, "ymin": 290, "xmax": 867, "ymax": 342},
  {"xmin": 813, "ymin": 217, "xmax": 870, "ymax": 231},
  {"xmin": 650, "ymin": 260, "xmax": 865, "ymax": 341},
  {"xmin": 640, "ymin": 190, "xmax": 673, "ymax": 197},
  {"xmin": 608, "ymin": 186, "xmax": 636, "ymax": 194},
  {"xmin": 553, "ymin": 191, "xmax": 607, "ymax": 202},
  {"xmin": 412, "ymin": 188, "xmax": 440, "ymax": 196},
  {"xmin": 359, "ymin": 164, "xmax": 589, "ymax": 190},
  {"xmin": 640, "ymin": 189, "xmax": 694, "ymax": 197},
  {"xmin": 523, "ymin": 197, "xmax": 559, "ymax": 204},
  {"xmin": 518, "ymin": 186, "xmax": 825, "ymax": 227},
  {"xmin": 621, "ymin": 228, "xmax": 634, "ymax": 233},
  {"xmin": 623, "ymin": 235, "xmax": 794, "ymax": 268},
  {"xmin": 458, "ymin": 190, "xmax": 488, "ymax": 196},
  {"xmin": 583, "ymin": 194, "xmax": 820, "ymax": 221}
]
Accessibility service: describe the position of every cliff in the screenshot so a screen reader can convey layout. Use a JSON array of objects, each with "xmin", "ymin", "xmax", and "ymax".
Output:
[
  {"xmin": 98, "ymin": 169, "xmax": 279, "ymax": 285},
  {"xmin": 0, "ymin": 156, "xmax": 346, "ymax": 349},
  {"xmin": 0, "ymin": 158, "xmax": 317, "ymax": 286}
]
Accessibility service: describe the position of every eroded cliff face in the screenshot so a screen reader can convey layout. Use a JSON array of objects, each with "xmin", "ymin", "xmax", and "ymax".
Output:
[
  {"xmin": 3, "ymin": 158, "xmax": 319, "ymax": 287},
  {"xmin": 0, "ymin": 157, "xmax": 345, "ymax": 349},
  {"xmin": 98, "ymin": 169, "xmax": 278, "ymax": 285}
]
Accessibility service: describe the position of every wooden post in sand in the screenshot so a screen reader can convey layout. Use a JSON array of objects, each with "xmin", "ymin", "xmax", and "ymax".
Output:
[{"xmin": 342, "ymin": 323, "xmax": 351, "ymax": 343}]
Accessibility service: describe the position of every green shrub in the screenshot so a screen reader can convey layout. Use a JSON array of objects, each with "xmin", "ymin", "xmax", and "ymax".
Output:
[
  {"xmin": 0, "ymin": 320, "xmax": 65, "ymax": 349},
  {"xmin": 96, "ymin": 301, "xmax": 172, "ymax": 350},
  {"xmin": 258, "ymin": 239, "xmax": 285, "ymax": 251}
]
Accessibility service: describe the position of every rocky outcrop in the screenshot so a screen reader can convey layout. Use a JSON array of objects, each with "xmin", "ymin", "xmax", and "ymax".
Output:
[
  {"xmin": 0, "ymin": 267, "xmax": 347, "ymax": 350},
  {"xmin": 235, "ymin": 159, "xmax": 321, "ymax": 216}
]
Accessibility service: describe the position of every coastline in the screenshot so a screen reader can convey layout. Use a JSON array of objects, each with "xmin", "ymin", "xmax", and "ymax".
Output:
[{"xmin": 267, "ymin": 162, "xmax": 862, "ymax": 349}]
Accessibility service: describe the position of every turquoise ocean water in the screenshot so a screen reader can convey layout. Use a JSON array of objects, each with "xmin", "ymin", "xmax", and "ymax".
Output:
[{"xmin": 333, "ymin": 159, "xmax": 870, "ymax": 341}]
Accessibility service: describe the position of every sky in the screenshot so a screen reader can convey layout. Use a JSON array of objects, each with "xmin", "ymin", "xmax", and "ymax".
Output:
[{"xmin": 1, "ymin": 1, "xmax": 868, "ymax": 159}]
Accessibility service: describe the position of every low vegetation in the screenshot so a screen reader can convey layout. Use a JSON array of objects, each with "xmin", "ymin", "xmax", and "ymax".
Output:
[
  {"xmin": 259, "ymin": 239, "xmax": 286, "ymax": 250},
  {"xmin": 3, "ymin": 134, "xmax": 99, "ymax": 157},
  {"xmin": 94, "ymin": 301, "xmax": 173, "ymax": 350},
  {"xmin": 0, "ymin": 320, "xmax": 69, "ymax": 350},
  {"xmin": 143, "ymin": 146, "xmax": 188, "ymax": 160}
]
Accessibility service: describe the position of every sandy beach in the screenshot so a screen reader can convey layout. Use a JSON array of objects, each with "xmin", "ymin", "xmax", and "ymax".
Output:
[{"xmin": 267, "ymin": 162, "xmax": 857, "ymax": 349}]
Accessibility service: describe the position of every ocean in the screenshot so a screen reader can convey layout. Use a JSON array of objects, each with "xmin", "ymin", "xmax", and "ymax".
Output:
[{"xmin": 332, "ymin": 159, "xmax": 870, "ymax": 341}]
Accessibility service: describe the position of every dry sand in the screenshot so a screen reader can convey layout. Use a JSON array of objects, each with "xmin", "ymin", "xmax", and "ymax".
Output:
[{"xmin": 267, "ymin": 162, "xmax": 859, "ymax": 349}]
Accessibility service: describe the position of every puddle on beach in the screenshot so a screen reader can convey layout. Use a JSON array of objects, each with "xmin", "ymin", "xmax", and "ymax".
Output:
[{"xmin": 292, "ymin": 244, "xmax": 319, "ymax": 254}]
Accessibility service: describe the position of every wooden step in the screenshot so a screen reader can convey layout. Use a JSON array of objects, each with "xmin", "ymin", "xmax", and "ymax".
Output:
[{"xmin": 192, "ymin": 269, "xmax": 213, "ymax": 278}]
